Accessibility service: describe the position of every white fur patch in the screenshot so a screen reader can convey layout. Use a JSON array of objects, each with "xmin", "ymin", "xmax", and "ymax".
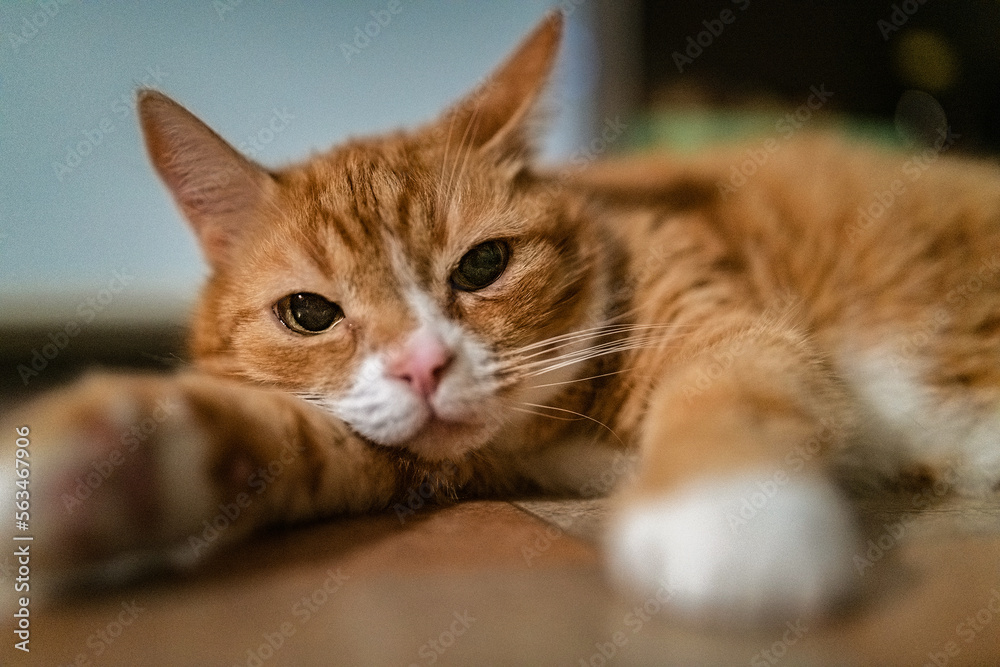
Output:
[
  {"xmin": 606, "ymin": 474, "xmax": 859, "ymax": 620},
  {"xmin": 327, "ymin": 354, "xmax": 430, "ymax": 444},
  {"xmin": 839, "ymin": 349, "xmax": 1000, "ymax": 493},
  {"xmin": 324, "ymin": 287, "xmax": 501, "ymax": 449}
]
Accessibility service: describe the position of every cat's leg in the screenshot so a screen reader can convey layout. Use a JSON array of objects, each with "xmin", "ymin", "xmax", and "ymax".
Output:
[
  {"xmin": 1, "ymin": 371, "xmax": 398, "ymax": 586},
  {"xmin": 606, "ymin": 319, "xmax": 860, "ymax": 622}
]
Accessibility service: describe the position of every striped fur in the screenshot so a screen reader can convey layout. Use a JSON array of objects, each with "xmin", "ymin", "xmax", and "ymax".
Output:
[{"xmin": 6, "ymin": 13, "xmax": 1000, "ymax": 622}]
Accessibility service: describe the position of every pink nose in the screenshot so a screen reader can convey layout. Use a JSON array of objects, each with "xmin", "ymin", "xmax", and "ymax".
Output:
[{"xmin": 387, "ymin": 330, "xmax": 454, "ymax": 399}]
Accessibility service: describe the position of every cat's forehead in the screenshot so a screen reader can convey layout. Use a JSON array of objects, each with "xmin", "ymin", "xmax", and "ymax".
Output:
[{"xmin": 275, "ymin": 139, "xmax": 520, "ymax": 261}]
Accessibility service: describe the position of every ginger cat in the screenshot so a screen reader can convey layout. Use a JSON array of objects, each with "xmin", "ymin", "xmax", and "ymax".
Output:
[{"xmin": 5, "ymin": 13, "xmax": 1000, "ymax": 624}]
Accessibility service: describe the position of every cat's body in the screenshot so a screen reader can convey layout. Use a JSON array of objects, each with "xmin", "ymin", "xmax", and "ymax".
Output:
[
  {"xmin": 582, "ymin": 135, "xmax": 1000, "ymax": 494},
  {"xmin": 5, "ymin": 14, "xmax": 1000, "ymax": 623}
]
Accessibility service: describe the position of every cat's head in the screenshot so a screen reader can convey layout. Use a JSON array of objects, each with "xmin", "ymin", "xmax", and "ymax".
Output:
[{"xmin": 138, "ymin": 13, "xmax": 606, "ymax": 461}]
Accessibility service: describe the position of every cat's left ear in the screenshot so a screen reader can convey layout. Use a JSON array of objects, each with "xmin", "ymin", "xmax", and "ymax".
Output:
[
  {"xmin": 138, "ymin": 90, "xmax": 276, "ymax": 269},
  {"xmin": 428, "ymin": 12, "xmax": 563, "ymax": 165}
]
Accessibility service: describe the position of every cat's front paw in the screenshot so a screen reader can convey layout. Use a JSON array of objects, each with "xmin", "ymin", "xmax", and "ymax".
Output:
[
  {"xmin": 1, "ymin": 373, "xmax": 237, "ymax": 583},
  {"xmin": 606, "ymin": 474, "xmax": 859, "ymax": 623}
]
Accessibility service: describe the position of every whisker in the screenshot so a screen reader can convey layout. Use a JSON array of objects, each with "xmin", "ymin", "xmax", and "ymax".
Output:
[
  {"xmin": 436, "ymin": 108, "xmax": 459, "ymax": 210},
  {"xmin": 504, "ymin": 332, "xmax": 670, "ymax": 364},
  {"xmin": 527, "ymin": 367, "xmax": 632, "ymax": 390},
  {"xmin": 501, "ymin": 325, "xmax": 636, "ymax": 356},
  {"xmin": 501, "ymin": 324, "xmax": 685, "ymax": 361},
  {"xmin": 508, "ymin": 405, "xmax": 579, "ymax": 422},
  {"xmin": 522, "ymin": 342, "xmax": 670, "ymax": 378},
  {"xmin": 503, "ymin": 333, "xmax": 676, "ymax": 375},
  {"xmin": 443, "ymin": 99, "xmax": 485, "ymax": 216},
  {"xmin": 519, "ymin": 401, "xmax": 626, "ymax": 447}
]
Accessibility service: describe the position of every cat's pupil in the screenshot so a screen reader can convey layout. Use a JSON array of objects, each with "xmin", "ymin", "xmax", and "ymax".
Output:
[
  {"xmin": 275, "ymin": 293, "xmax": 343, "ymax": 334},
  {"xmin": 452, "ymin": 240, "xmax": 510, "ymax": 291}
]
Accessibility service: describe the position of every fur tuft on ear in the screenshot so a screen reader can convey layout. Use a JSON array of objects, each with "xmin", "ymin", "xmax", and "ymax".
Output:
[
  {"xmin": 428, "ymin": 11, "xmax": 563, "ymax": 164},
  {"xmin": 138, "ymin": 89, "xmax": 275, "ymax": 268}
]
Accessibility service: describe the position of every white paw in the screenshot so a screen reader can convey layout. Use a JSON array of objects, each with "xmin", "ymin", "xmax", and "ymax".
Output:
[{"xmin": 606, "ymin": 474, "xmax": 859, "ymax": 622}]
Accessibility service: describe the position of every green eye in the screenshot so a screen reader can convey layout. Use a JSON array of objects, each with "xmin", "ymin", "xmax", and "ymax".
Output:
[
  {"xmin": 451, "ymin": 240, "xmax": 510, "ymax": 291},
  {"xmin": 274, "ymin": 293, "xmax": 344, "ymax": 335}
]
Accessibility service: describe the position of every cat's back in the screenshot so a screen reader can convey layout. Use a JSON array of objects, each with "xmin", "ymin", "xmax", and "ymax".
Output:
[
  {"xmin": 570, "ymin": 134, "xmax": 1000, "ymax": 488},
  {"xmin": 569, "ymin": 133, "xmax": 1000, "ymax": 336}
]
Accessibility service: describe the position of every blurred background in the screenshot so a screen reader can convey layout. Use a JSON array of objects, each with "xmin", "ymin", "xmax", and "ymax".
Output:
[{"xmin": 2, "ymin": 0, "xmax": 999, "ymax": 394}]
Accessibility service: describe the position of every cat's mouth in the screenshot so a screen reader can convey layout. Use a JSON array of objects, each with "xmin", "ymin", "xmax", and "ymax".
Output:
[{"xmin": 299, "ymin": 385, "xmax": 496, "ymax": 461}]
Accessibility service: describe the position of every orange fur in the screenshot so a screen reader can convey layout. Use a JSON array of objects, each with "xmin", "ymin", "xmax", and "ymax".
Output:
[{"xmin": 6, "ymin": 12, "xmax": 1000, "ymax": 622}]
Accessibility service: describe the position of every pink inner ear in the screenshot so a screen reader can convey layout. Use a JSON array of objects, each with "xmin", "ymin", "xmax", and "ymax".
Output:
[
  {"xmin": 138, "ymin": 89, "xmax": 272, "ymax": 268},
  {"xmin": 387, "ymin": 330, "xmax": 455, "ymax": 399}
]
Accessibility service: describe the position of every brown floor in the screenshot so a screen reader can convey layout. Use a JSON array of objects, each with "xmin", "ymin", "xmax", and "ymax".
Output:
[{"xmin": 3, "ymin": 494, "xmax": 1000, "ymax": 666}]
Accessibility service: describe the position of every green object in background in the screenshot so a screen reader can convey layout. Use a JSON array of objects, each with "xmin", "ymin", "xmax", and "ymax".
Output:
[{"xmin": 621, "ymin": 110, "xmax": 906, "ymax": 155}]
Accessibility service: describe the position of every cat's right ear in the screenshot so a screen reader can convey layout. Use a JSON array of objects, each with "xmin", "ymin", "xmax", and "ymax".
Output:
[
  {"xmin": 138, "ymin": 90, "xmax": 275, "ymax": 268},
  {"xmin": 426, "ymin": 12, "xmax": 563, "ymax": 166}
]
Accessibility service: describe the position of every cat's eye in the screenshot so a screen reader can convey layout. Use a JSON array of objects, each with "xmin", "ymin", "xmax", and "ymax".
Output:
[
  {"xmin": 273, "ymin": 293, "xmax": 344, "ymax": 335},
  {"xmin": 451, "ymin": 240, "xmax": 510, "ymax": 291}
]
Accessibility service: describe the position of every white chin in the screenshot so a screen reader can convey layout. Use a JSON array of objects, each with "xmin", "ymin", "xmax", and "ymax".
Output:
[{"xmin": 347, "ymin": 403, "xmax": 429, "ymax": 447}]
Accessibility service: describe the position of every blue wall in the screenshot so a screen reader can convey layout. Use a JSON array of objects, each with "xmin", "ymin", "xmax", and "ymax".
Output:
[{"xmin": 0, "ymin": 1, "xmax": 595, "ymax": 324}]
